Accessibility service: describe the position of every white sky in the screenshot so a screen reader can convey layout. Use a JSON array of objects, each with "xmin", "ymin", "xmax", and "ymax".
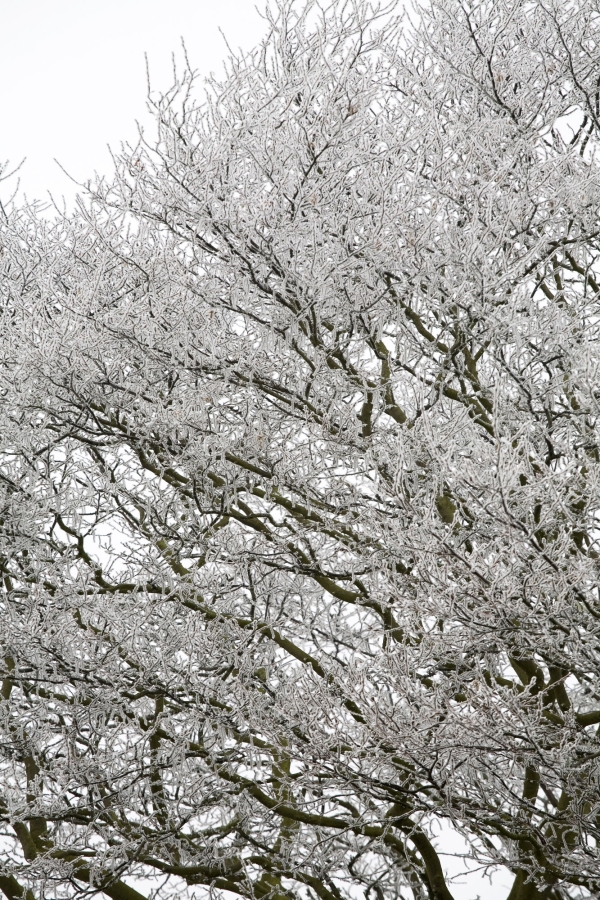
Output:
[
  {"xmin": 0, "ymin": 3, "xmax": 514, "ymax": 897},
  {"xmin": 0, "ymin": 0, "xmax": 265, "ymax": 208}
]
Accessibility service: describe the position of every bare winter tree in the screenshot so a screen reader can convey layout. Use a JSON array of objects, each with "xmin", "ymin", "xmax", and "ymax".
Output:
[{"xmin": 1, "ymin": 1, "xmax": 600, "ymax": 898}]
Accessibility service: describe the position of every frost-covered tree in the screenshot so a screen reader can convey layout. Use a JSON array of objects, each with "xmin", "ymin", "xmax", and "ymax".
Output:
[{"xmin": 1, "ymin": 1, "xmax": 600, "ymax": 898}]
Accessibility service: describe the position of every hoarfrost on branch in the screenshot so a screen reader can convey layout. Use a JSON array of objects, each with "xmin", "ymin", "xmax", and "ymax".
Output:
[{"xmin": 1, "ymin": 1, "xmax": 600, "ymax": 898}]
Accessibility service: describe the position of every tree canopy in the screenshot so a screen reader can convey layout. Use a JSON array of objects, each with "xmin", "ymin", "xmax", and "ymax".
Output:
[{"xmin": 1, "ymin": 1, "xmax": 600, "ymax": 899}]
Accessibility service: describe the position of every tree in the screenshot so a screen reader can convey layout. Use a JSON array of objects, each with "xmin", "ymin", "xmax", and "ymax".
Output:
[{"xmin": 1, "ymin": 0, "xmax": 600, "ymax": 897}]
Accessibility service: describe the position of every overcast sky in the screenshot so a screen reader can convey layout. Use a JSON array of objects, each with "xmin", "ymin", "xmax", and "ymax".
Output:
[{"xmin": 0, "ymin": 0, "xmax": 265, "ymax": 208}]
